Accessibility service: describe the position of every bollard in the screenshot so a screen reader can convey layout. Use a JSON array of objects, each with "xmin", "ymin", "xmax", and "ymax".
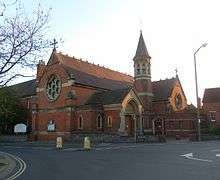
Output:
[
  {"xmin": 84, "ymin": 136, "xmax": 91, "ymax": 150},
  {"xmin": 56, "ymin": 136, "xmax": 63, "ymax": 149}
]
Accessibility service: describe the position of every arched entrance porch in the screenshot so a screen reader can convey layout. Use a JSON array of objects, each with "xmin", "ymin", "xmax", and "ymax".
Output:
[
  {"xmin": 124, "ymin": 100, "xmax": 140, "ymax": 136},
  {"xmin": 119, "ymin": 97, "xmax": 143, "ymax": 138}
]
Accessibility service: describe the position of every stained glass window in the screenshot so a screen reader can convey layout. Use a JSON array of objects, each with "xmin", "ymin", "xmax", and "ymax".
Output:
[{"xmin": 46, "ymin": 75, "xmax": 61, "ymax": 101}]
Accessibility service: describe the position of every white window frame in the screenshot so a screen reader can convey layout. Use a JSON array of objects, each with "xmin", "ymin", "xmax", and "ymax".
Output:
[{"xmin": 209, "ymin": 111, "xmax": 216, "ymax": 122}]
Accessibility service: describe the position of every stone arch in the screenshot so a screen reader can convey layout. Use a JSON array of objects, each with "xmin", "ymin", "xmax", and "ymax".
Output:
[
  {"xmin": 124, "ymin": 99, "xmax": 139, "ymax": 115},
  {"xmin": 119, "ymin": 91, "xmax": 143, "ymax": 136},
  {"xmin": 141, "ymin": 63, "xmax": 146, "ymax": 74},
  {"xmin": 136, "ymin": 64, "xmax": 140, "ymax": 75}
]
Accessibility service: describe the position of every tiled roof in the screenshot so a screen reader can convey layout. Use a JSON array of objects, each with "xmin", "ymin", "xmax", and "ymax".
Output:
[
  {"xmin": 86, "ymin": 87, "xmax": 132, "ymax": 105},
  {"xmin": 9, "ymin": 51, "xmax": 178, "ymax": 103},
  {"xmin": 133, "ymin": 31, "xmax": 151, "ymax": 60},
  {"xmin": 62, "ymin": 65, "xmax": 132, "ymax": 90},
  {"xmin": 85, "ymin": 78, "xmax": 177, "ymax": 105},
  {"xmin": 9, "ymin": 76, "xmax": 177, "ymax": 103},
  {"xmin": 9, "ymin": 79, "xmax": 36, "ymax": 98},
  {"xmin": 56, "ymin": 53, "xmax": 134, "ymax": 84},
  {"xmin": 152, "ymin": 78, "xmax": 177, "ymax": 101},
  {"xmin": 203, "ymin": 87, "xmax": 220, "ymax": 103}
]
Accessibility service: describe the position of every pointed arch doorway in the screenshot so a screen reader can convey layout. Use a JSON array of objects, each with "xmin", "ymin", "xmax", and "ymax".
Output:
[
  {"xmin": 118, "ymin": 89, "xmax": 143, "ymax": 137},
  {"xmin": 124, "ymin": 100, "xmax": 140, "ymax": 136}
]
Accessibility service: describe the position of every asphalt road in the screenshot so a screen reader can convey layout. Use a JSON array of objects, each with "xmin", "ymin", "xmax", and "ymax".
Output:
[{"xmin": 1, "ymin": 141, "xmax": 220, "ymax": 180}]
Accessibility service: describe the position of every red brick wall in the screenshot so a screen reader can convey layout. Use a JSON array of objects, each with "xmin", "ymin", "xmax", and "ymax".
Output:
[
  {"xmin": 37, "ymin": 111, "xmax": 70, "ymax": 132},
  {"xmin": 152, "ymin": 101, "xmax": 168, "ymax": 113},
  {"xmin": 134, "ymin": 79, "xmax": 152, "ymax": 111},
  {"xmin": 33, "ymin": 61, "xmax": 103, "ymax": 140},
  {"xmin": 74, "ymin": 110, "xmax": 99, "ymax": 132},
  {"xmin": 203, "ymin": 102, "xmax": 220, "ymax": 125},
  {"xmin": 104, "ymin": 110, "xmax": 121, "ymax": 133},
  {"xmin": 73, "ymin": 109, "xmax": 121, "ymax": 134},
  {"xmin": 164, "ymin": 119, "xmax": 195, "ymax": 137}
]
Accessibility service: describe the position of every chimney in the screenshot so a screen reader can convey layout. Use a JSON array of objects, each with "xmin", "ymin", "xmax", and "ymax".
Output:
[
  {"xmin": 198, "ymin": 97, "xmax": 202, "ymax": 109},
  {"xmin": 37, "ymin": 60, "xmax": 45, "ymax": 80}
]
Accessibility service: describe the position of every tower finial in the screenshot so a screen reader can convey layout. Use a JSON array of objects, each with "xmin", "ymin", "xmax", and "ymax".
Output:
[{"xmin": 139, "ymin": 18, "xmax": 143, "ymax": 34}]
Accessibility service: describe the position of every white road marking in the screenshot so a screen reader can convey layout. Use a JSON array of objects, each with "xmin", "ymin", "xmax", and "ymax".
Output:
[
  {"xmin": 215, "ymin": 154, "xmax": 220, "ymax": 157},
  {"xmin": 62, "ymin": 148, "xmax": 83, "ymax": 151},
  {"xmin": 32, "ymin": 147, "xmax": 53, "ymax": 150},
  {"xmin": 211, "ymin": 149, "xmax": 220, "ymax": 152},
  {"xmin": 0, "ymin": 151, "xmax": 27, "ymax": 180},
  {"xmin": 180, "ymin": 153, "xmax": 213, "ymax": 162}
]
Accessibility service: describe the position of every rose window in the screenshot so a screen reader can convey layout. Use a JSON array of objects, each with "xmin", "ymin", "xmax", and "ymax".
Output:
[{"xmin": 46, "ymin": 75, "xmax": 61, "ymax": 101}]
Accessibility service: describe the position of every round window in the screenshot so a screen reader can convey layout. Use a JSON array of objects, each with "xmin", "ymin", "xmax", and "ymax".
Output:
[
  {"xmin": 46, "ymin": 75, "xmax": 61, "ymax": 101},
  {"xmin": 175, "ymin": 94, "xmax": 182, "ymax": 110}
]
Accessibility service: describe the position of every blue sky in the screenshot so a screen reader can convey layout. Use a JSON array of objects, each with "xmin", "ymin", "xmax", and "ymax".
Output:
[{"xmin": 12, "ymin": 0, "xmax": 220, "ymax": 105}]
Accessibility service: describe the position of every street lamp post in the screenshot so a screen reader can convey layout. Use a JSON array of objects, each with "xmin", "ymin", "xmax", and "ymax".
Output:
[{"xmin": 194, "ymin": 43, "xmax": 207, "ymax": 141}]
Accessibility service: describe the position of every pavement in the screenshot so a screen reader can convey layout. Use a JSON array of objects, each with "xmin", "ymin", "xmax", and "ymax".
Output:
[
  {"xmin": 2, "ymin": 141, "xmax": 220, "ymax": 180},
  {"xmin": 0, "ymin": 151, "xmax": 18, "ymax": 180}
]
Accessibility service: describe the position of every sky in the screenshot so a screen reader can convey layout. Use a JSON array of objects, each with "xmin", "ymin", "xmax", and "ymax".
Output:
[{"xmin": 10, "ymin": 0, "xmax": 220, "ymax": 105}]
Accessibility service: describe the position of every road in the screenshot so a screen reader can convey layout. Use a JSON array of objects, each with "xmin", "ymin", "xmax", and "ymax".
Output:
[{"xmin": 1, "ymin": 141, "xmax": 220, "ymax": 180}]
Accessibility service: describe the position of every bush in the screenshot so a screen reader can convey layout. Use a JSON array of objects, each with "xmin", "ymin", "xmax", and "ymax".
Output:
[{"xmin": 208, "ymin": 126, "xmax": 220, "ymax": 135}]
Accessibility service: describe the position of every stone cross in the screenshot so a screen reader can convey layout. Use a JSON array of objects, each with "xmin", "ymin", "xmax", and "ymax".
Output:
[
  {"xmin": 51, "ymin": 38, "xmax": 58, "ymax": 51},
  {"xmin": 175, "ymin": 68, "xmax": 178, "ymax": 77}
]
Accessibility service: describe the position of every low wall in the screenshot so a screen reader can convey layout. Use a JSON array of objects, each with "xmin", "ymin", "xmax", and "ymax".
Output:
[
  {"xmin": 70, "ymin": 133, "xmax": 165, "ymax": 144},
  {"xmin": 0, "ymin": 135, "xmax": 27, "ymax": 142}
]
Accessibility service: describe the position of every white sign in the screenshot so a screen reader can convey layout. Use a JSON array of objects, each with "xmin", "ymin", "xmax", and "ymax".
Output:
[
  {"xmin": 56, "ymin": 137, "xmax": 63, "ymax": 149},
  {"xmin": 14, "ymin": 124, "xmax": 27, "ymax": 133},
  {"xmin": 48, "ymin": 121, "xmax": 55, "ymax": 131}
]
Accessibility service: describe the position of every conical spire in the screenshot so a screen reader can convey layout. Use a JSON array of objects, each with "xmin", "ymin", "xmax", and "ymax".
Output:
[{"xmin": 133, "ymin": 31, "xmax": 151, "ymax": 61}]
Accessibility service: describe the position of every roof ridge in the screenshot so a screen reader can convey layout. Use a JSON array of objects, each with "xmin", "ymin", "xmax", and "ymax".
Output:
[
  {"xmin": 153, "ymin": 77, "xmax": 176, "ymax": 83},
  {"xmin": 205, "ymin": 87, "xmax": 220, "ymax": 90},
  {"xmin": 57, "ymin": 52, "xmax": 133, "ymax": 78}
]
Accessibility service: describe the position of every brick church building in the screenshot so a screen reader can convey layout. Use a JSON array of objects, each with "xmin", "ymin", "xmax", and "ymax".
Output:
[{"xmin": 12, "ymin": 32, "xmax": 197, "ymax": 141}]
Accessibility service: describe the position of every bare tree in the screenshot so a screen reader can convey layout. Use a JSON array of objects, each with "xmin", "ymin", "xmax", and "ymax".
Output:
[
  {"xmin": 0, "ymin": 0, "xmax": 17, "ymax": 16},
  {"xmin": 0, "ymin": 2, "xmax": 51, "ymax": 86}
]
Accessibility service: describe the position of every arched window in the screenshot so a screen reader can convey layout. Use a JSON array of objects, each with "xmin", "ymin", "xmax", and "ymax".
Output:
[
  {"xmin": 142, "ymin": 63, "xmax": 146, "ymax": 74},
  {"xmin": 78, "ymin": 115, "xmax": 83, "ymax": 129},
  {"xmin": 136, "ymin": 64, "xmax": 140, "ymax": 75},
  {"xmin": 97, "ymin": 115, "xmax": 102, "ymax": 129},
  {"xmin": 107, "ymin": 116, "xmax": 112, "ymax": 127}
]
